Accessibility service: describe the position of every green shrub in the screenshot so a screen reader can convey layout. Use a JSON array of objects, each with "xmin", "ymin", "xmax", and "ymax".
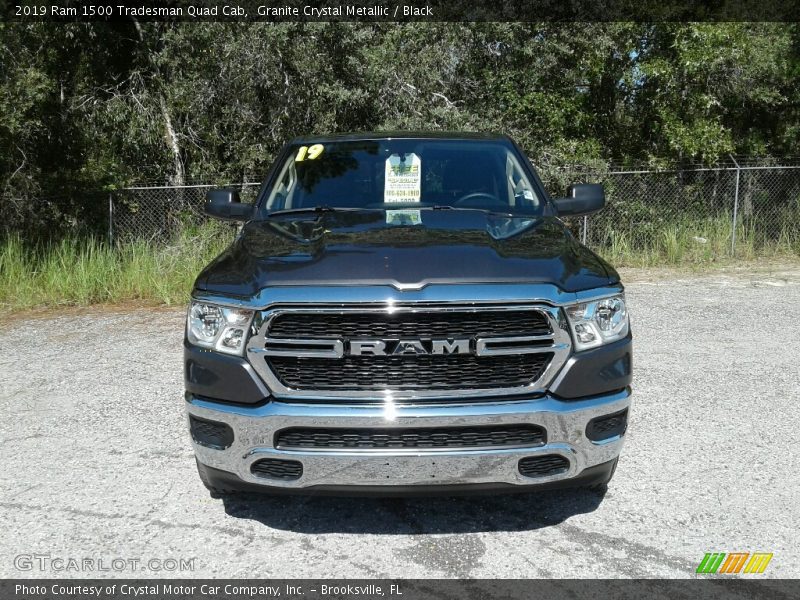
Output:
[
  {"xmin": 0, "ymin": 225, "xmax": 231, "ymax": 311},
  {"xmin": 596, "ymin": 213, "xmax": 800, "ymax": 267}
]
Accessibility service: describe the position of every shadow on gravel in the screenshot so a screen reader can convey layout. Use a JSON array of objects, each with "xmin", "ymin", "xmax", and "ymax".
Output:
[{"xmin": 220, "ymin": 487, "xmax": 607, "ymax": 534}]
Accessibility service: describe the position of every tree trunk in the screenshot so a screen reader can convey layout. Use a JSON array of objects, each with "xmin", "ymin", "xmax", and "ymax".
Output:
[
  {"xmin": 160, "ymin": 97, "xmax": 184, "ymax": 186},
  {"xmin": 132, "ymin": 20, "xmax": 184, "ymax": 186}
]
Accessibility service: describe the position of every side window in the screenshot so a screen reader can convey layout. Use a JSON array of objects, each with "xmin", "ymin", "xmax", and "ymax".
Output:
[{"xmin": 506, "ymin": 153, "xmax": 539, "ymax": 208}]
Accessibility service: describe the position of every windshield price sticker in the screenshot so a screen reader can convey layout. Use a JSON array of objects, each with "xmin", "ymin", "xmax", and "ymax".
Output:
[
  {"xmin": 385, "ymin": 153, "xmax": 421, "ymax": 203},
  {"xmin": 386, "ymin": 209, "xmax": 422, "ymax": 226}
]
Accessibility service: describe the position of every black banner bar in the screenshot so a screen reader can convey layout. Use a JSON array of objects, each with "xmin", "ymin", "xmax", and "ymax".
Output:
[
  {"xmin": 3, "ymin": 0, "xmax": 800, "ymax": 22},
  {"xmin": 4, "ymin": 579, "xmax": 800, "ymax": 600}
]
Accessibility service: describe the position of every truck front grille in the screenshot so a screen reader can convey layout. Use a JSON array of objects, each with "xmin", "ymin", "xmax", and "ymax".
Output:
[
  {"xmin": 275, "ymin": 425, "xmax": 546, "ymax": 450},
  {"xmin": 248, "ymin": 305, "xmax": 571, "ymax": 400}
]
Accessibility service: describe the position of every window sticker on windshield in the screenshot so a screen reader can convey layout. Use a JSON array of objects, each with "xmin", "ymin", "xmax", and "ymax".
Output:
[
  {"xmin": 386, "ymin": 209, "xmax": 422, "ymax": 226},
  {"xmin": 295, "ymin": 144, "xmax": 324, "ymax": 162},
  {"xmin": 384, "ymin": 153, "xmax": 421, "ymax": 203}
]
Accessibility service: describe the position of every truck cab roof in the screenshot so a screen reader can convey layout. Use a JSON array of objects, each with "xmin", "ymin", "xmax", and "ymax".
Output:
[{"xmin": 289, "ymin": 131, "xmax": 512, "ymax": 144}]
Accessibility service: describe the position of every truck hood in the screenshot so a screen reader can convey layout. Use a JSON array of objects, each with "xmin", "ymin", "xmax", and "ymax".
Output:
[{"xmin": 195, "ymin": 209, "xmax": 618, "ymax": 298}]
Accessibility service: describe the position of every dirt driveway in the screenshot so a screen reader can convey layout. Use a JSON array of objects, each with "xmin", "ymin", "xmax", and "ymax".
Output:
[{"xmin": 2, "ymin": 268, "xmax": 799, "ymax": 578}]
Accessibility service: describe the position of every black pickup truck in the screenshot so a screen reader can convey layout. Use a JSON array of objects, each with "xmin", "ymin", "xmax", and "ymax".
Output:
[{"xmin": 184, "ymin": 132, "xmax": 632, "ymax": 496}]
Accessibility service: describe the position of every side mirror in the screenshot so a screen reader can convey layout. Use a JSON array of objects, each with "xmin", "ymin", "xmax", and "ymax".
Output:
[
  {"xmin": 204, "ymin": 188, "xmax": 252, "ymax": 221},
  {"xmin": 552, "ymin": 184, "xmax": 605, "ymax": 217}
]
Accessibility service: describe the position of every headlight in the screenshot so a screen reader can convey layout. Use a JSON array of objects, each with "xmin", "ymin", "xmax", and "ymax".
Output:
[
  {"xmin": 187, "ymin": 302, "xmax": 254, "ymax": 356},
  {"xmin": 565, "ymin": 294, "xmax": 629, "ymax": 352}
]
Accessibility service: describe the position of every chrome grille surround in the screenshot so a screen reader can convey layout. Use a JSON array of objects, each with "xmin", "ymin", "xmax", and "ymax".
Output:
[{"xmin": 245, "ymin": 304, "xmax": 572, "ymax": 401}]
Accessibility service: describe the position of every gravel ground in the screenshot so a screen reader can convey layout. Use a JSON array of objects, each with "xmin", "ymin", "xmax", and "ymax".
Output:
[{"xmin": 1, "ymin": 270, "xmax": 799, "ymax": 579}]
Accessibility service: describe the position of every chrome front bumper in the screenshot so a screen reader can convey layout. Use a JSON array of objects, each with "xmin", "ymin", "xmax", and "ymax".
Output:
[{"xmin": 187, "ymin": 387, "xmax": 631, "ymax": 490}]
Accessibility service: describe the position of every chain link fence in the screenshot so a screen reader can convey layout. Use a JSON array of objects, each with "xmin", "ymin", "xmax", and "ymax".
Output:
[
  {"xmin": 537, "ymin": 161, "xmax": 800, "ymax": 258},
  {"xmin": 108, "ymin": 163, "xmax": 800, "ymax": 259},
  {"xmin": 109, "ymin": 183, "xmax": 261, "ymax": 243}
]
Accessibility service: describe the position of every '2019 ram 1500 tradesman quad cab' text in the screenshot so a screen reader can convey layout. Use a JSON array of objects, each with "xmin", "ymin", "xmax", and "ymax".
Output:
[{"xmin": 184, "ymin": 132, "xmax": 632, "ymax": 496}]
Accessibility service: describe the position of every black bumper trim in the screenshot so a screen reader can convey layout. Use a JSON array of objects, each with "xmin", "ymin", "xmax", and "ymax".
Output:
[
  {"xmin": 196, "ymin": 459, "xmax": 617, "ymax": 497},
  {"xmin": 549, "ymin": 333, "xmax": 632, "ymax": 399},
  {"xmin": 184, "ymin": 340, "xmax": 270, "ymax": 405}
]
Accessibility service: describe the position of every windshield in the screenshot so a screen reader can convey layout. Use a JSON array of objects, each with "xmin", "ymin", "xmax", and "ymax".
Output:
[{"xmin": 259, "ymin": 139, "xmax": 545, "ymax": 216}]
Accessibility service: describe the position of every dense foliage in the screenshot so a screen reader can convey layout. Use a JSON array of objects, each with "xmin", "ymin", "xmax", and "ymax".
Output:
[{"xmin": 1, "ymin": 22, "xmax": 798, "ymax": 238}]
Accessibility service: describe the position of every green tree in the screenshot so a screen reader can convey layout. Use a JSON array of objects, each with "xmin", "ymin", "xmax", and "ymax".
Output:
[{"xmin": 1, "ymin": 22, "xmax": 798, "ymax": 239}]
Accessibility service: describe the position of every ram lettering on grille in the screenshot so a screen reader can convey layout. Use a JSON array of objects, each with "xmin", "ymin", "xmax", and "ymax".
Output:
[{"xmin": 348, "ymin": 338, "xmax": 470, "ymax": 356}]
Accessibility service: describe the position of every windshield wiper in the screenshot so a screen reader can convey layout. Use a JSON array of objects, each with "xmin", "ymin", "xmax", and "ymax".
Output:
[
  {"xmin": 420, "ymin": 205, "xmax": 535, "ymax": 218},
  {"xmin": 268, "ymin": 206, "xmax": 374, "ymax": 217}
]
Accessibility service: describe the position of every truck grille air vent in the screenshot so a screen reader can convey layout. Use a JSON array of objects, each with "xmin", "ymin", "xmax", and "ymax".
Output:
[
  {"xmin": 586, "ymin": 408, "xmax": 628, "ymax": 442},
  {"xmin": 275, "ymin": 425, "xmax": 546, "ymax": 450},
  {"xmin": 518, "ymin": 455, "xmax": 570, "ymax": 478},
  {"xmin": 267, "ymin": 353, "xmax": 552, "ymax": 391},
  {"xmin": 268, "ymin": 310, "xmax": 551, "ymax": 339},
  {"xmin": 189, "ymin": 416, "xmax": 234, "ymax": 450},
  {"xmin": 250, "ymin": 458, "xmax": 303, "ymax": 481}
]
